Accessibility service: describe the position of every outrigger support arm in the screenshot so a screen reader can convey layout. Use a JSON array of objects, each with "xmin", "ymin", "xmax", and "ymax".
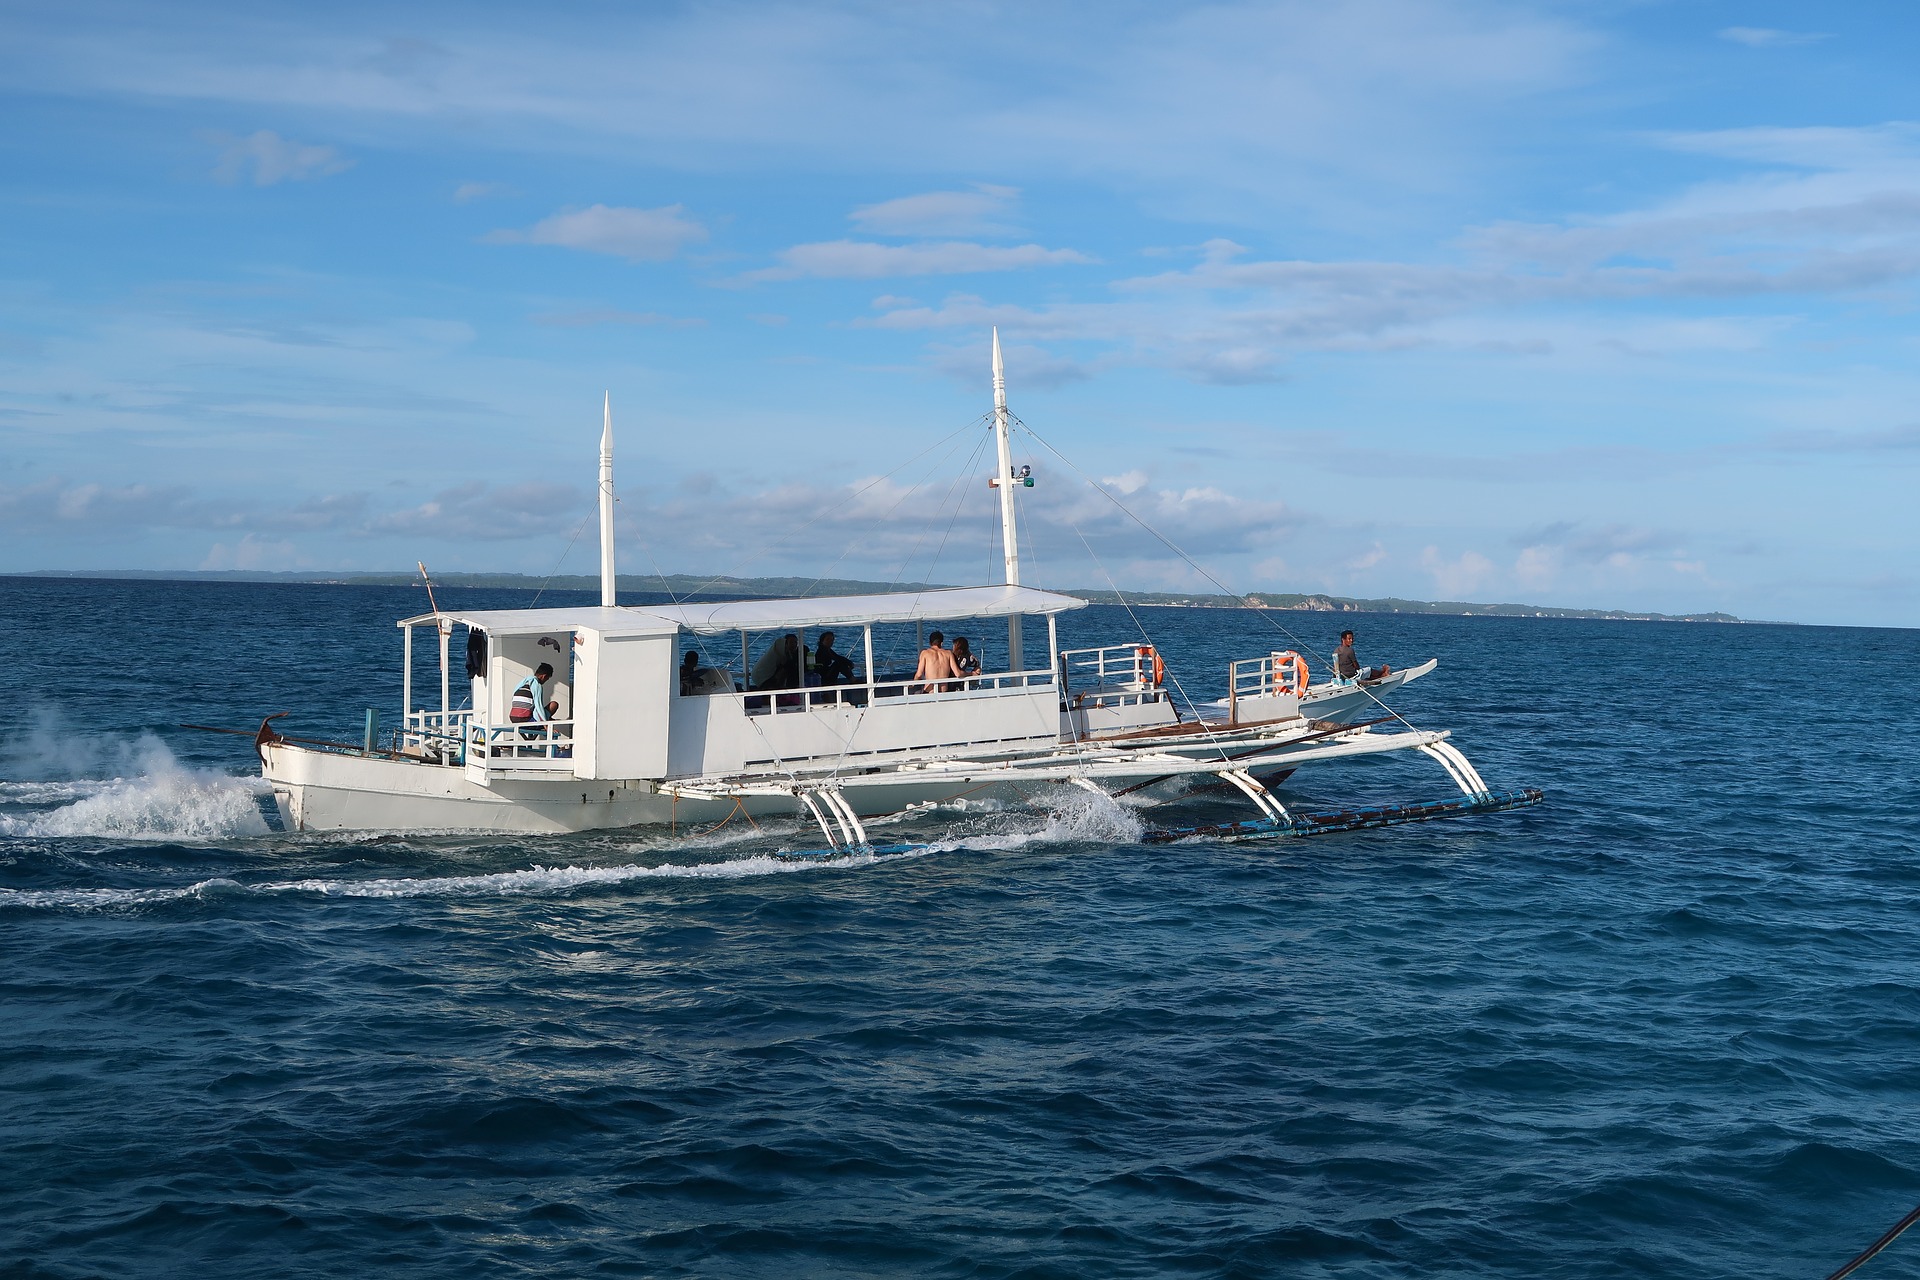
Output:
[
  {"xmin": 1220, "ymin": 769, "xmax": 1291, "ymax": 824},
  {"xmin": 793, "ymin": 785, "xmax": 871, "ymax": 854},
  {"xmin": 797, "ymin": 791, "xmax": 840, "ymax": 851},
  {"xmin": 1418, "ymin": 740, "xmax": 1491, "ymax": 800}
]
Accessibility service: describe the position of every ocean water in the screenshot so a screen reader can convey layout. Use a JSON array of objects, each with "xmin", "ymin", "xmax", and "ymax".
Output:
[{"xmin": 4, "ymin": 574, "xmax": 1919, "ymax": 1279}]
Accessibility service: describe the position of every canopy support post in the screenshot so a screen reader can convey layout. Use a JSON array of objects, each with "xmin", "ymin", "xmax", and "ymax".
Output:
[
  {"xmin": 402, "ymin": 624, "xmax": 413, "ymax": 740},
  {"xmin": 863, "ymin": 625, "xmax": 875, "ymax": 705}
]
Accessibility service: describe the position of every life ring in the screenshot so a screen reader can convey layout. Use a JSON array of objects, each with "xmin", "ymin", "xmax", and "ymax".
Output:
[
  {"xmin": 1272, "ymin": 650, "xmax": 1308, "ymax": 697},
  {"xmin": 1136, "ymin": 645, "xmax": 1166, "ymax": 687}
]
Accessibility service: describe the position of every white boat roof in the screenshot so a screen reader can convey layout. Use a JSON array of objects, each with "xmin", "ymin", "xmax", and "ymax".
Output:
[
  {"xmin": 396, "ymin": 605, "xmax": 678, "ymax": 637},
  {"xmin": 399, "ymin": 584, "xmax": 1086, "ymax": 637}
]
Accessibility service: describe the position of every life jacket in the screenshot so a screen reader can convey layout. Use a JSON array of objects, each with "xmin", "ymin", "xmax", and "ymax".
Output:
[{"xmin": 510, "ymin": 677, "xmax": 540, "ymax": 722}]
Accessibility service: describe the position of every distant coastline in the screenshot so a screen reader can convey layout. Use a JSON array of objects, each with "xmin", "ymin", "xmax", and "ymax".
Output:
[{"xmin": 9, "ymin": 568, "xmax": 1762, "ymax": 624}]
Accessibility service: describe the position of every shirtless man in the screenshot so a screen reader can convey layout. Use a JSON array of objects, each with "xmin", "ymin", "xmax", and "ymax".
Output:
[{"xmin": 914, "ymin": 630, "xmax": 958, "ymax": 693}]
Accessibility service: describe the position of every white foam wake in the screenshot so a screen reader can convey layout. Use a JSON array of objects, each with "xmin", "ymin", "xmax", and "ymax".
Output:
[
  {"xmin": 927, "ymin": 785, "xmax": 1144, "ymax": 853},
  {"xmin": 0, "ymin": 846, "xmax": 928, "ymax": 911},
  {"xmin": 0, "ymin": 732, "xmax": 269, "ymax": 840}
]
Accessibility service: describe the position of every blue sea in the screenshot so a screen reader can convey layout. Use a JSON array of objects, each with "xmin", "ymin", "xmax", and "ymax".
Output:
[{"xmin": 4, "ymin": 574, "xmax": 1919, "ymax": 1278}]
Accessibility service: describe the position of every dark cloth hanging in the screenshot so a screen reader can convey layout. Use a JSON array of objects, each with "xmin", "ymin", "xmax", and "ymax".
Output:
[{"xmin": 465, "ymin": 629, "xmax": 488, "ymax": 679}]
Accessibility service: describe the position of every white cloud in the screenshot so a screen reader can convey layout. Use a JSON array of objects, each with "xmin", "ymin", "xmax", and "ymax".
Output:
[
  {"xmin": 453, "ymin": 180, "xmax": 514, "ymax": 202},
  {"xmin": 1, "ymin": 476, "xmax": 217, "ymax": 530},
  {"xmin": 851, "ymin": 185, "xmax": 1020, "ymax": 237},
  {"xmin": 370, "ymin": 481, "xmax": 587, "ymax": 540},
  {"xmin": 201, "ymin": 532, "xmax": 300, "ymax": 571},
  {"xmin": 17, "ymin": 1, "xmax": 1591, "ymax": 220},
  {"xmin": 1345, "ymin": 544, "xmax": 1387, "ymax": 573},
  {"xmin": 928, "ymin": 337, "xmax": 1091, "ymax": 390},
  {"xmin": 855, "ymin": 122, "xmax": 1920, "ymax": 384},
  {"xmin": 529, "ymin": 308, "xmax": 703, "ymax": 328},
  {"xmin": 1717, "ymin": 26, "xmax": 1827, "ymax": 48},
  {"xmin": 209, "ymin": 130, "xmax": 352, "ymax": 186},
  {"xmin": 743, "ymin": 240, "xmax": 1091, "ymax": 282},
  {"xmin": 487, "ymin": 204, "xmax": 707, "ymax": 262},
  {"xmin": 1418, "ymin": 547, "xmax": 1495, "ymax": 598},
  {"xmin": 1513, "ymin": 544, "xmax": 1558, "ymax": 589}
]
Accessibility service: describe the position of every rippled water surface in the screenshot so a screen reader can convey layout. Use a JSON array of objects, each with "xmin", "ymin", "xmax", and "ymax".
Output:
[{"xmin": 4, "ymin": 575, "xmax": 1919, "ymax": 1278}]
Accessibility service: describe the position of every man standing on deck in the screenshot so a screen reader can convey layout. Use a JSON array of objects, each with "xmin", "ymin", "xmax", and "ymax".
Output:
[
  {"xmin": 914, "ymin": 630, "xmax": 958, "ymax": 693},
  {"xmin": 1334, "ymin": 630, "xmax": 1391, "ymax": 683}
]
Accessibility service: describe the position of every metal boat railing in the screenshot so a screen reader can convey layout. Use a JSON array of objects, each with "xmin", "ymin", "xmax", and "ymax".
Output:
[
  {"xmin": 402, "ymin": 709, "xmax": 576, "ymax": 770},
  {"xmin": 743, "ymin": 665, "xmax": 1056, "ymax": 716},
  {"xmin": 465, "ymin": 718, "xmax": 576, "ymax": 769},
  {"xmin": 403, "ymin": 708, "xmax": 471, "ymax": 761},
  {"xmin": 1059, "ymin": 644, "xmax": 1164, "ymax": 711},
  {"xmin": 1227, "ymin": 651, "xmax": 1309, "ymax": 724}
]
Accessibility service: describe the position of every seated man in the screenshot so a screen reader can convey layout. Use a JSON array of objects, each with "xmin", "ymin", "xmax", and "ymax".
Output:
[
  {"xmin": 813, "ymin": 630, "xmax": 856, "ymax": 685},
  {"xmin": 679, "ymin": 649, "xmax": 702, "ymax": 696},
  {"xmin": 509, "ymin": 662, "xmax": 561, "ymax": 752},
  {"xmin": 510, "ymin": 662, "xmax": 560, "ymax": 722},
  {"xmin": 750, "ymin": 634, "xmax": 802, "ymax": 691},
  {"xmin": 1333, "ymin": 629, "xmax": 1392, "ymax": 683}
]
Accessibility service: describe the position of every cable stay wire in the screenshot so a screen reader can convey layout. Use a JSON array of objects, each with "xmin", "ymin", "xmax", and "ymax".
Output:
[
  {"xmin": 901, "ymin": 428, "xmax": 995, "ymax": 598},
  {"xmin": 681, "ymin": 418, "xmax": 983, "ymax": 602},
  {"xmin": 529, "ymin": 504, "xmax": 599, "ymax": 608},
  {"xmin": 884, "ymin": 425, "xmax": 993, "ymax": 594},
  {"xmin": 1055, "ymin": 501, "xmax": 1241, "ymax": 775},
  {"xmin": 806, "ymin": 415, "xmax": 994, "ymax": 599},
  {"xmin": 1013, "ymin": 414, "xmax": 1426, "ymax": 739}
]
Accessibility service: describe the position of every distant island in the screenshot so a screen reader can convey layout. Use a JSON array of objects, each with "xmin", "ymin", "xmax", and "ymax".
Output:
[{"xmin": 12, "ymin": 568, "xmax": 1754, "ymax": 623}]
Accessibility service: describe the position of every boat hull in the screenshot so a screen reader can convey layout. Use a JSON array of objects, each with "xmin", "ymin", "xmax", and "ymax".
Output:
[{"xmin": 261, "ymin": 742, "xmax": 1029, "ymax": 834}]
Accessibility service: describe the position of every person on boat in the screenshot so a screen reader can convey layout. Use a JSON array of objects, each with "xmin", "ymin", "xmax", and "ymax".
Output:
[
  {"xmin": 750, "ymin": 634, "xmax": 802, "ymax": 691},
  {"xmin": 679, "ymin": 649, "xmax": 702, "ymax": 696},
  {"xmin": 950, "ymin": 636, "xmax": 980, "ymax": 689},
  {"xmin": 914, "ymin": 630, "xmax": 958, "ymax": 693},
  {"xmin": 813, "ymin": 631, "xmax": 856, "ymax": 685},
  {"xmin": 1333, "ymin": 630, "xmax": 1391, "ymax": 683},
  {"xmin": 510, "ymin": 663, "xmax": 559, "ymax": 722}
]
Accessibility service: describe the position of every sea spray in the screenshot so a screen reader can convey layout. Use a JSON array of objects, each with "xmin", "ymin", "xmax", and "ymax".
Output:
[
  {"xmin": 0, "ymin": 727, "xmax": 269, "ymax": 840},
  {"xmin": 929, "ymin": 783, "xmax": 1145, "ymax": 853}
]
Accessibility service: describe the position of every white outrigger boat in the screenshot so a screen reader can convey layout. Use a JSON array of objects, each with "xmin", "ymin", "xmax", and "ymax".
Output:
[{"xmin": 251, "ymin": 333, "xmax": 1540, "ymax": 848}]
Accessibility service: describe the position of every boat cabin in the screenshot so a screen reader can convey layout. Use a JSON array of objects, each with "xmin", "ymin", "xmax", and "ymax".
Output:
[{"xmin": 393, "ymin": 585, "xmax": 1184, "ymax": 788}]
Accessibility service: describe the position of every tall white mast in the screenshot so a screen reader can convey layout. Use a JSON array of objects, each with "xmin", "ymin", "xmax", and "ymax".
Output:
[
  {"xmin": 991, "ymin": 329, "xmax": 1023, "ymax": 668},
  {"xmin": 598, "ymin": 392, "xmax": 617, "ymax": 608}
]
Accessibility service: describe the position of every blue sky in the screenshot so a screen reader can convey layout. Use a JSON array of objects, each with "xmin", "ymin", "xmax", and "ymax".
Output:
[{"xmin": 2, "ymin": 1, "xmax": 1918, "ymax": 625}]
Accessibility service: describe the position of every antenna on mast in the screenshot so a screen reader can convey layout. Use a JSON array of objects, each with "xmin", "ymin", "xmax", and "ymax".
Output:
[
  {"xmin": 598, "ymin": 392, "xmax": 616, "ymax": 608},
  {"xmin": 417, "ymin": 561, "xmax": 441, "ymax": 617}
]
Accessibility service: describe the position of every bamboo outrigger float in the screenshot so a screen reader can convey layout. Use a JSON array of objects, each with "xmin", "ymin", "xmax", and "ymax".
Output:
[{"xmin": 253, "ymin": 332, "xmax": 1541, "ymax": 847}]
